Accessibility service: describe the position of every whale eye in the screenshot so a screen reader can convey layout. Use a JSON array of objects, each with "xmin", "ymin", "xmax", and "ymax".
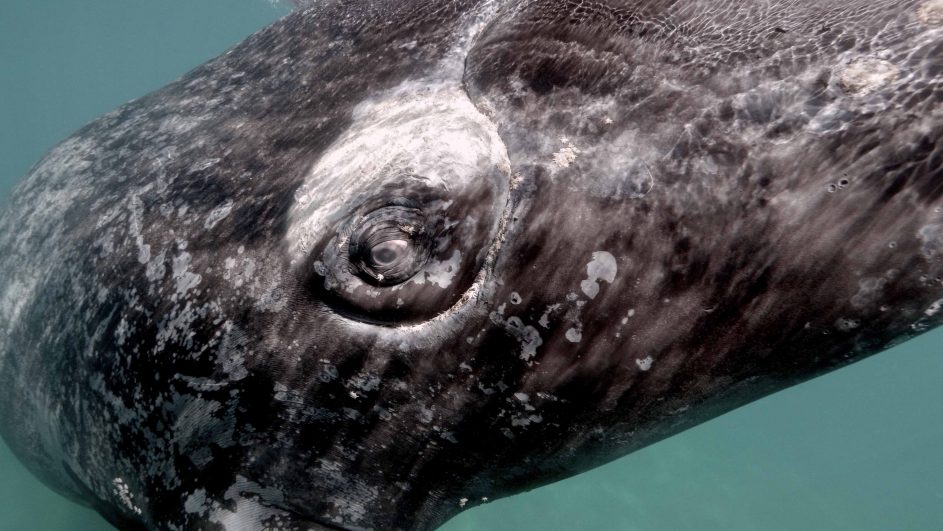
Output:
[
  {"xmin": 370, "ymin": 239, "xmax": 408, "ymax": 266},
  {"xmin": 349, "ymin": 206, "xmax": 430, "ymax": 286},
  {"xmin": 304, "ymin": 175, "xmax": 506, "ymax": 324}
]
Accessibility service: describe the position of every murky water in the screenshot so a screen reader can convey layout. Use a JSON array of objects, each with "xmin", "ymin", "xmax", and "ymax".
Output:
[{"xmin": 1, "ymin": 2, "xmax": 941, "ymax": 529}]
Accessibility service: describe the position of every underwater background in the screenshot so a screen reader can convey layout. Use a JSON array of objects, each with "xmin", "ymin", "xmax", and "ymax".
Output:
[{"xmin": 0, "ymin": 1, "xmax": 940, "ymax": 529}]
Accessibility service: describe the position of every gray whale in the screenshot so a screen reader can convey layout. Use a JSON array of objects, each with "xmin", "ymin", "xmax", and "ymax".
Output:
[{"xmin": 1, "ymin": 0, "xmax": 942, "ymax": 529}]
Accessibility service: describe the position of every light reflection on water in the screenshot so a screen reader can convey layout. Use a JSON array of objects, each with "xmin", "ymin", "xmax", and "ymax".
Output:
[{"xmin": 1, "ymin": 2, "xmax": 941, "ymax": 530}]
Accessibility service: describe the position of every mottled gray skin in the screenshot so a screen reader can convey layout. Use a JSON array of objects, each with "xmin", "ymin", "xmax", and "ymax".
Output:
[{"xmin": 1, "ymin": 0, "xmax": 943, "ymax": 529}]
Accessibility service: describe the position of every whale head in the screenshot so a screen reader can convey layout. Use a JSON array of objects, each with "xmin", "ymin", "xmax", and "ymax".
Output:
[{"xmin": 0, "ymin": 1, "xmax": 941, "ymax": 529}]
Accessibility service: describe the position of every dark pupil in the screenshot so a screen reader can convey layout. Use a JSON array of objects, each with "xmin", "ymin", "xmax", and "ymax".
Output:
[
  {"xmin": 372, "ymin": 246, "xmax": 399, "ymax": 265},
  {"xmin": 348, "ymin": 205, "xmax": 426, "ymax": 286}
]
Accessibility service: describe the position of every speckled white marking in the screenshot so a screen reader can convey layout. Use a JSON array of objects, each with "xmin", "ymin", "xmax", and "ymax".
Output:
[
  {"xmin": 538, "ymin": 304, "xmax": 561, "ymax": 328},
  {"xmin": 112, "ymin": 477, "xmax": 143, "ymax": 515},
  {"xmin": 552, "ymin": 145, "xmax": 580, "ymax": 168}
]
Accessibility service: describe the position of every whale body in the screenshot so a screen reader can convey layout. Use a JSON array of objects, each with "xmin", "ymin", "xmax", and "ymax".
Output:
[{"xmin": 1, "ymin": 0, "xmax": 942, "ymax": 529}]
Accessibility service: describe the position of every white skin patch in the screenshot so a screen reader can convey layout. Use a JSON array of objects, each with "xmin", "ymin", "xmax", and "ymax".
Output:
[
  {"xmin": 518, "ymin": 324, "xmax": 543, "ymax": 360},
  {"xmin": 207, "ymin": 477, "xmax": 291, "ymax": 530},
  {"xmin": 184, "ymin": 489, "xmax": 207, "ymax": 514},
  {"xmin": 565, "ymin": 327, "xmax": 583, "ymax": 343},
  {"xmin": 203, "ymin": 200, "xmax": 234, "ymax": 230},
  {"xmin": 0, "ymin": 276, "xmax": 38, "ymax": 365},
  {"xmin": 171, "ymin": 251, "xmax": 202, "ymax": 299},
  {"xmin": 925, "ymin": 299, "xmax": 943, "ymax": 317},
  {"xmin": 511, "ymin": 413, "xmax": 544, "ymax": 427},
  {"xmin": 407, "ymin": 249, "xmax": 462, "ymax": 289},
  {"xmin": 838, "ymin": 56, "xmax": 899, "ymax": 95},
  {"xmin": 128, "ymin": 195, "xmax": 151, "ymax": 264},
  {"xmin": 489, "ymin": 313, "xmax": 543, "ymax": 360},
  {"xmin": 635, "ymin": 356, "xmax": 654, "ymax": 371},
  {"xmin": 580, "ymin": 251, "xmax": 618, "ymax": 299},
  {"xmin": 918, "ymin": 223, "xmax": 943, "ymax": 258},
  {"xmin": 918, "ymin": 0, "xmax": 943, "ymax": 24},
  {"xmin": 112, "ymin": 478, "xmax": 143, "ymax": 515},
  {"xmin": 552, "ymin": 143, "xmax": 581, "ymax": 168}
]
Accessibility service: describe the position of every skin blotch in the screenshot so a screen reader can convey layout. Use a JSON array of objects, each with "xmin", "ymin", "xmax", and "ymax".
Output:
[
  {"xmin": 837, "ymin": 57, "xmax": 900, "ymax": 95},
  {"xmin": 579, "ymin": 251, "xmax": 618, "ymax": 299},
  {"xmin": 918, "ymin": 0, "xmax": 943, "ymax": 25}
]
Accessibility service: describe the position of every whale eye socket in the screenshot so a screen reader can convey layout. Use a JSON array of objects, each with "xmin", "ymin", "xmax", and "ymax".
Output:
[{"xmin": 349, "ymin": 206, "xmax": 430, "ymax": 286}]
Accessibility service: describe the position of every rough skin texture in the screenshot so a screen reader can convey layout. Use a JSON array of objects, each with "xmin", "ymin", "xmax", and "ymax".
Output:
[{"xmin": 0, "ymin": 0, "xmax": 941, "ymax": 529}]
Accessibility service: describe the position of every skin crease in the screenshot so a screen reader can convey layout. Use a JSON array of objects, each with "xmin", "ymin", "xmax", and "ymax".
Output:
[{"xmin": 0, "ymin": 1, "xmax": 941, "ymax": 530}]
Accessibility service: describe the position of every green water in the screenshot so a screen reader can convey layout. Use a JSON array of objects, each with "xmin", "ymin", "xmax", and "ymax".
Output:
[{"xmin": 1, "ymin": 2, "xmax": 940, "ymax": 529}]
